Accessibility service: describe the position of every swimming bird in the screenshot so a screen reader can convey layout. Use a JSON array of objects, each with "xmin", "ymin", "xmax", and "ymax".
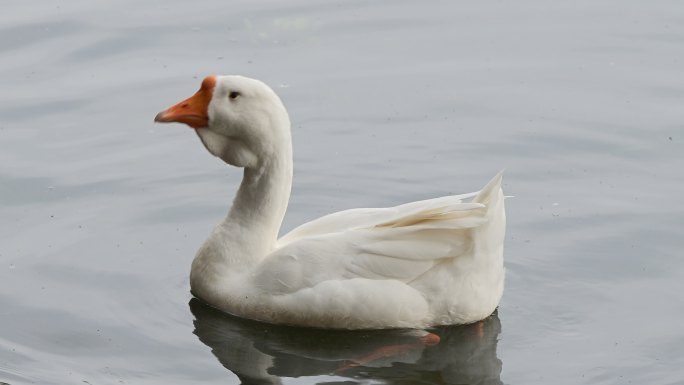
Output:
[{"xmin": 154, "ymin": 75, "xmax": 506, "ymax": 329}]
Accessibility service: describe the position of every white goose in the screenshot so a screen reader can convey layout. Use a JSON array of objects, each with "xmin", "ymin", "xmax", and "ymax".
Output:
[{"xmin": 155, "ymin": 75, "xmax": 506, "ymax": 329}]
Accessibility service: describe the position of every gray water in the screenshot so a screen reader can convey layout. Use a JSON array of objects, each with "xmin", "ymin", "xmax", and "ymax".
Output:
[{"xmin": 1, "ymin": 1, "xmax": 683, "ymax": 384}]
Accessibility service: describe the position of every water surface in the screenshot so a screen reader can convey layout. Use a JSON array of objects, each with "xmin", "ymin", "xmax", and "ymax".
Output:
[{"xmin": 1, "ymin": 1, "xmax": 683, "ymax": 384}]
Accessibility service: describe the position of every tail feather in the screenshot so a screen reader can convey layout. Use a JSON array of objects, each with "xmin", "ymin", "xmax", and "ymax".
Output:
[
  {"xmin": 471, "ymin": 171, "xmax": 506, "ymax": 258},
  {"xmin": 473, "ymin": 170, "xmax": 504, "ymax": 205}
]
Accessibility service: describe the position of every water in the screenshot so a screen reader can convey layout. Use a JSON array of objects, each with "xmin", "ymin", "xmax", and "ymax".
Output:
[{"xmin": 1, "ymin": 1, "xmax": 683, "ymax": 384}]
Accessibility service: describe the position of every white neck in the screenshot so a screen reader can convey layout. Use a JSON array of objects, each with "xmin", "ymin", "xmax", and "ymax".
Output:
[
  {"xmin": 225, "ymin": 141, "xmax": 293, "ymax": 256},
  {"xmin": 190, "ymin": 132, "xmax": 293, "ymax": 294}
]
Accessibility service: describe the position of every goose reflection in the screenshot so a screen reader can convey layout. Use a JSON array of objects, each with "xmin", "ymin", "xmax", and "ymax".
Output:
[{"xmin": 190, "ymin": 298, "xmax": 503, "ymax": 385}]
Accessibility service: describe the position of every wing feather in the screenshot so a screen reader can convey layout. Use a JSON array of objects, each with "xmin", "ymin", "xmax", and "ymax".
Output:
[
  {"xmin": 277, "ymin": 192, "xmax": 480, "ymax": 247},
  {"xmin": 268, "ymin": 182, "xmax": 497, "ymax": 288}
]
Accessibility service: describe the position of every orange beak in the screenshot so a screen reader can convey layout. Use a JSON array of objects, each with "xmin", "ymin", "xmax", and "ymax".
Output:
[{"xmin": 154, "ymin": 75, "xmax": 217, "ymax": 129}]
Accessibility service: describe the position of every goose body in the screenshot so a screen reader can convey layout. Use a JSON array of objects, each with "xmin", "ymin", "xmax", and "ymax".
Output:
[{"xmin": 155, "ymin": 75, "xmax": 505, "ymax": 329}]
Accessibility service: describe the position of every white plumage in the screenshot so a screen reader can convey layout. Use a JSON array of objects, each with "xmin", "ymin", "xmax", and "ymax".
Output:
[{"xmin": 155, "ymin": 75, "xmax": 506, "ymax": 329}]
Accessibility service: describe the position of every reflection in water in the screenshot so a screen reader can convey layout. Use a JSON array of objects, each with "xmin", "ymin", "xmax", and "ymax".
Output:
[{"xmin": 190, "ymin": 299, "xmax": 503, "ymax": 385}]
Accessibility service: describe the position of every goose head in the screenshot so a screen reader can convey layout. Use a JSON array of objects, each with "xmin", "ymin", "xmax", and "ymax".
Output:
[{"xmin": 155, "ymin": 75, "xmax": 291, "ymax": 168}]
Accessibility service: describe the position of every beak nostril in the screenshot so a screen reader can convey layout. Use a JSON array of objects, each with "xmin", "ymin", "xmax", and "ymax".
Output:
[{"xmin": 181, "ymin": 103, "xmax": 189, "ymax": 108}]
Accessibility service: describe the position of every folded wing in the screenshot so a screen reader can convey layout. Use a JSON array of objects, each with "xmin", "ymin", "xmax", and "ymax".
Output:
[{"xmin": 263, "ymin": 175, "xmax": 503, "ymax": 292}]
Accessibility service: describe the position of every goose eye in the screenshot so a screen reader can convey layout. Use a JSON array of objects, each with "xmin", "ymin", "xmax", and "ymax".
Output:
[{"xmin": 229, "ymin": 91, "xmax": 240, "ymax": 100}]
